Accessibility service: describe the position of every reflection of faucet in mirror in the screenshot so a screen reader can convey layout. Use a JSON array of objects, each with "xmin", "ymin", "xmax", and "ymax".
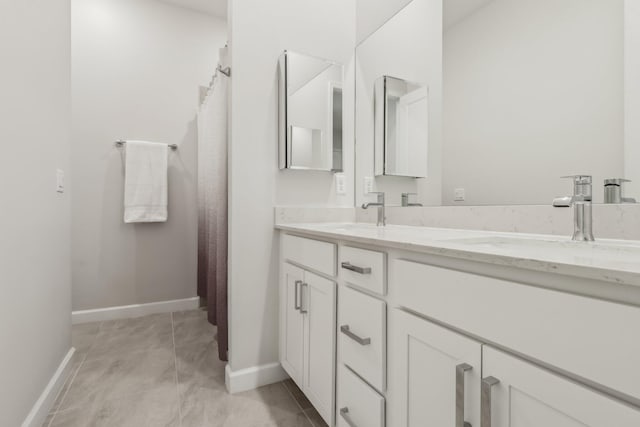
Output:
[
  {"xmin": 604, "ymin": 179, "xmax": 636, "ymax": 204},
  {"xmin": 362, "ymin": 192, "xmax": 386, "ymax": 227},
  {"xmin": 552, "ymin": 175, "xmax": 594, "ymax": 242},
  {"xmin": 401, "ymin": 192, "xmax": 423, "ymax": 207}
]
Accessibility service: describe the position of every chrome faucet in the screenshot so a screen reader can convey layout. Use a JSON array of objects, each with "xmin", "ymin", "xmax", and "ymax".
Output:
[
  {"xmin": 401, "ymin": 192, "xmax": 423, "ymax": 207},
  {"xmin": 362, "ymin": 192, "xmax": 386, "ymax": 226},
  {"xmin": 552, "ymin": 175, "xmax": 594, "ymax": 241},
  {"xmin": 604, "ymin": 178, "xmax": 636, "ymax": 204}
]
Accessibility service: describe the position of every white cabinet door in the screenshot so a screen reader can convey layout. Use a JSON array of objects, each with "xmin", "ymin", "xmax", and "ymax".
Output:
[
  {"xmin": 483, "ymin": 347, "xmax": 640, "ymax": 427},
  {"xmin": 303, "ymin": 270, "xmax": 337, "ymax": 426},
  {"xmin": 281, "ymin": 263, "xmax": 305, "ymax": 386},
  {"xmin": 392, "ymin": 310, "xmax": 482, "ymax": 427}
]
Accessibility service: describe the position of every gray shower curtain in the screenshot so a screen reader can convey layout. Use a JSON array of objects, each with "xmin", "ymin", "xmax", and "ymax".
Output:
[{"xmin": 197, "ymin": 50, "xmax": 229, "ymax": 361}]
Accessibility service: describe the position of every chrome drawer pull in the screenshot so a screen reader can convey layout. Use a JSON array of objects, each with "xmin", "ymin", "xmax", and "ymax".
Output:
[
  {"xmin": 299, "ymin": 282, "xmax": 308, "ymax": 314},
  {"xmin": 340, "ymin": 325, "xmax": 371, "ymax": 346},
  {"xmin": 294, "ymin": 280, "xmax": 302, "ymax": 311},
  {"xmin": 481, "ymin": 376, "xmax": 500, "ymax": 427},
  {"xmin": 340, "ymin": 407, "xmax": 358, "ymax": 427},
  {"xmin": 341, "ymin": 262, "xmax": 372, "ymax": 275},
  {"xmin": 456, "ymin": 363, "xmax": 473, "ymax": 427}
]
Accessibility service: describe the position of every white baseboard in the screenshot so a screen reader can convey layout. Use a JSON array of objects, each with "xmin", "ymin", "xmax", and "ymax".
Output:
[
  {"xmin": 225, "ymin": 362, "xmax": 289, "ymax": 394},
  {"xmin": 72, "ymin": 297, "xmax": 200, "ymax": 324},
  {"xmin": 22, "ymin": 348, "xmax": 76, "ymax": 427}
]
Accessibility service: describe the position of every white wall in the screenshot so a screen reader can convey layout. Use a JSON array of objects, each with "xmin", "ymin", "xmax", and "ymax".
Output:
[
  {"xmin": 625, "ymin": 0, "xmax": 640, "ymax": 197},
  {"xmin": 442, "ymin": 0, "xmax": 624, "ymax": 205},
  {"xmin": 71, "ymin": 0, "xmax": 227, "ymax": 310},
  {"xmin": 228, "ymin": 0, "xmax": 355, "ymax": 374},
  {"xmin": 356, "ymin": 0, "xmax": 414, "ymax": 44},
  {"xmin": 0, "ymin": 1, "xmax": 72, "ymax": 425},
  {"xmin": 355, "ymin": 0, "xmax": 443, "ymax": 207}
]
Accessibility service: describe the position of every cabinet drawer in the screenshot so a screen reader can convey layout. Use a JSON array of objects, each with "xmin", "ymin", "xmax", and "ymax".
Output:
[
  {"xmin": 282, "ymin": 234, "xmax": 336, "ymax": 276},
  {"xmin": 339, "ymin": 286, "xmax": 386, "ymax": 392},
  {"xmin": 339, "ymin": 246, "xmax": 386, "ymax": 295},
  {"xmin": 337, "ymin": 364, "xmax": 385, "ymax": 427},
  {"xmin": 394, "ymin": 259, "xmax": 640, "ymax": 400}
]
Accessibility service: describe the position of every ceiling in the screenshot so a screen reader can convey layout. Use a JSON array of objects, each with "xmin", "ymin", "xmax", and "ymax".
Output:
[
  {"xmin": 160, "ymin": 0, "xmax": 227, "ymax": 19},
  {"xmin": 444, "ymin": 0, "xmax": 495, "ymax": 30}
]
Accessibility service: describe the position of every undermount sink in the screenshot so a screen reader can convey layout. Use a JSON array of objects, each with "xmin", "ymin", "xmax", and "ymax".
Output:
[{"xmin": 441, "ymin": 236, "xmax": 640, "ymax": 259}]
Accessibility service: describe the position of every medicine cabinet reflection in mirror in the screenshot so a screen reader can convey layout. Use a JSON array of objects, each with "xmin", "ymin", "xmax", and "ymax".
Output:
[
  {"xmin": 374, "ymin": 75, "xmax": 429, "ymax": 178},
  {"xmin": 278, "ymin": 50, "xmax": 344, "ymax": 171}
]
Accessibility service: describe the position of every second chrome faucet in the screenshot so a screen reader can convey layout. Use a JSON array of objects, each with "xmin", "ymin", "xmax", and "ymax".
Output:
[
  {"xmin": 362, "ymin": 192, "xmax": 386, "ymax": 226},
  {"xmin": 552, "ymin": 175, "xmax": 594, "ymax": 241}
]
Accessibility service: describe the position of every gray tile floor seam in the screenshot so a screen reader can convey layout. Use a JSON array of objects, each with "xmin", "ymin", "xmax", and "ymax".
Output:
[
  {"xmin": 281, "ymin": 381, "xmax": 315, "ymax": 426},
  {"xmin": 170, "ymin": 312, "xmax": 184, "ymax": 427},
  {"xmin": 50, "ymin": 355, "xmax": 84, "ymax": 413},
  {"xmin": 45, "ymin": 320, "xmax": 102, "ymax": 426}
]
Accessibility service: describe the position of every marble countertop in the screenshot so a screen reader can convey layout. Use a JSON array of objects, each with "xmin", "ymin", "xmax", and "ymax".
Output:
[{"xmin": 275, "ymin": 222, "xmax": 640, "ymax": 287}]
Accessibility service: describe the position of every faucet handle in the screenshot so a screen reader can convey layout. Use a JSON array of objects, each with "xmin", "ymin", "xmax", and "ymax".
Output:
[
  {"xmin": 560, "ymin": 175, "xmax": 592, "ymax": 200},
  {"xmin": 561, "ymin": 175, "xmax": 592, "ymax": 184},
  {"xmin": 604, "ymin": 178, "xmax": 631, "ymax": 186}
]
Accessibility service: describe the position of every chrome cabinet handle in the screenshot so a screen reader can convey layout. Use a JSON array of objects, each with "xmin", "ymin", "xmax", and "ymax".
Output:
[
  {"xmin": 339, "ymin": 407, "xmax": 358, "ymax": 427},
  {"xmin": 341, "ymin": 262, "xmax": 372, "ymax": 275},
  {"xmin": 294, "ymin": 280, "xmax": 302, "ymax": 311},
  {"xmin": 456, "ymin": 363, "xmax": 473, "ymax": 427},
  {"xmin": 481, "ymin": 376, "xmax": 500, "ymax": 427},
  {"xmin": 340, "ymin": 325, "xmax": 371, "ymax": 346},
  {"xmin": 300, "ymin": 282, "xmax": 308, "ymax": 314}
]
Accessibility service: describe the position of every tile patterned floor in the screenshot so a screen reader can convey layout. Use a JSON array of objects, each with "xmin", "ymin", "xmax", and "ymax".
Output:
[{"xmin": 43, "ymin": 309, "xmax": 328, "ymax": 427}]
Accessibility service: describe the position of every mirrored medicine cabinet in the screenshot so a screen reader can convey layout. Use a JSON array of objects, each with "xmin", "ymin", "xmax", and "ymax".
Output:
[
  {"xmin": 278, "ymin": 50, "xmax": 344, "ymax": 172},
  {"xmin": 374, "ymin": 75, "xmax": 429, "ymax": 178}
]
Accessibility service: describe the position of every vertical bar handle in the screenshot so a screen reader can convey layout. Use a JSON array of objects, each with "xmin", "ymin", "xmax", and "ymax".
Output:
[
  {"xmin": 300, "ymin": 282, "xmax": 308, "ymax": 314},
  {"xmin": 294, "ymin": 280, "xmax": 302, "ymax": 311},
  {"xmin": 456, "ymin": 363, "xmax": 473, "ymax": 427},
  {"xmin": 481, "ymin": 376, "xmax": 500, "ymax": 427},
  {"xmin": 339, "ymin": 407, "xmax": 358, "ymax": 427}
]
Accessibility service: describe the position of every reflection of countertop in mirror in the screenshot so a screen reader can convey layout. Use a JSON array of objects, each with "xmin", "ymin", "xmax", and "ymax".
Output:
[{"xmin": 275, "ymin": 222, "xmax": 640, "ymax": 288}]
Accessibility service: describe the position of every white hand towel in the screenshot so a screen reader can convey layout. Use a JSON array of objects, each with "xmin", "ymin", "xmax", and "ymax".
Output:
[{"xmin": 123, "ymin": 141, "xmax": 169, "ymax": 223}]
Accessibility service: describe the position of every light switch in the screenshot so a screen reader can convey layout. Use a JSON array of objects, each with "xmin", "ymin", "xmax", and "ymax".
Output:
[
  {"xmin": 364, "ymin": 176, "xmax": 374, "ymax": 194},
  {"xmin": 335, "ymin": 173, "xmax": 347, "ymax": 195},
  {"xmin": 454, "ymin": 188, "xmax": 465, "ymax": 202},
  {"xmin": 56, "ymin": 169, "xmax": 64, "ymax": 193}
]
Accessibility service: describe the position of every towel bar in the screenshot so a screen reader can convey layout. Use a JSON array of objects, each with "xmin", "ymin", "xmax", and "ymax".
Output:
[{"xmin": 115, "ymin": 140, "xmax": 178, "ymax": 151}]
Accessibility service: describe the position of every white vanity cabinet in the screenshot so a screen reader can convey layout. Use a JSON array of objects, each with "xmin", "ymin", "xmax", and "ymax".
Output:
[
  {"xmin": 278, "ymin": 226, "xmax": 640, "ymax": 427},
  {"xmin": 391, "ymin": 310, "xmax": 640, "ymax": 427},
  {"xmin": 280, "ymin": 235, "xmax": 337, "ymax": 425},
  {"xmin": 483, "ymin": 346, "xmax": 640, "ymax": 427}
]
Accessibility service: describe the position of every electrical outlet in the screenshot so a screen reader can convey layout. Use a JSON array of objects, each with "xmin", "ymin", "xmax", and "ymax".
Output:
[
  {"xmin": 364, "ymin": 176, "xmax": 374, "ymax": 194},
  {"xmin": 335, "ymin": 173, "xmax": 346, "ymax": 195},
  {"xmin": 56, "ymin": 169, "xmax": 65, "ymax": 193},
  {"xmin": 454, "ymin": 188, "xmax": 465, "ymax": 202}
]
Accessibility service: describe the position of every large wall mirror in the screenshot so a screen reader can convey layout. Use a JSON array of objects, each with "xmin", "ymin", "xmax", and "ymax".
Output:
[
  {"xmin": 356, "ymin": 0, "xmax": 639, "ymax": 206},
  {"xmin": 279, "ymin": 50, "xmax": 344, "ymax": 172}
]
